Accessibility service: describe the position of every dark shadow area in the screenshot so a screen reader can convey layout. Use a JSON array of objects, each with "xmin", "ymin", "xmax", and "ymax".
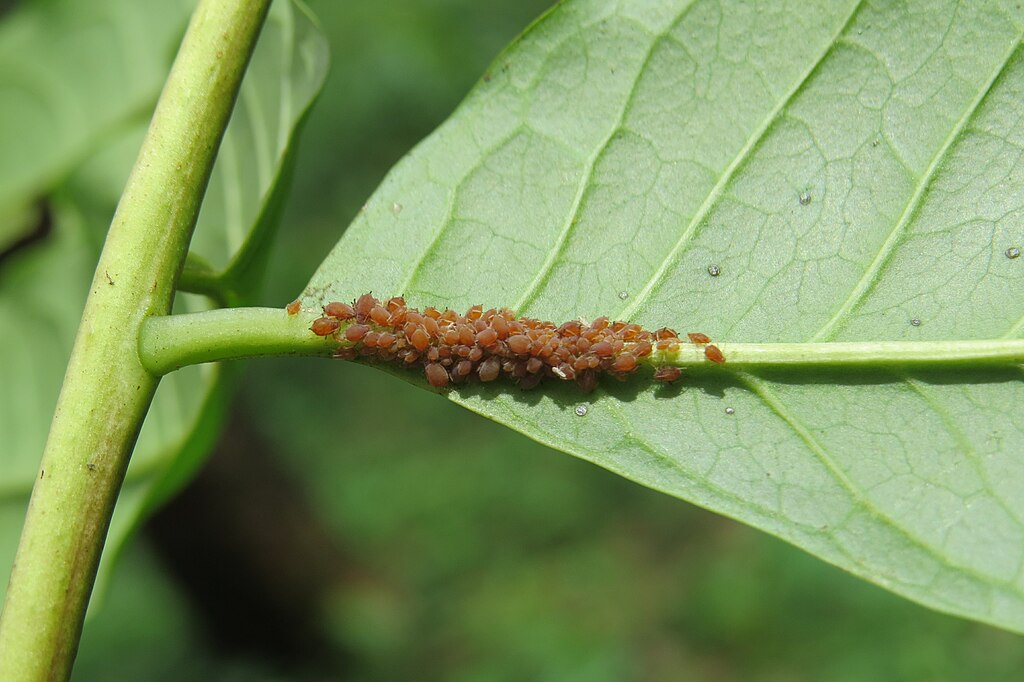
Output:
[
  {"xmin": 0, "ymin": 200, "xmax": 52, "ymax": 269},
  {"xmin": 145, "ymin": 409, "xmax": 357, "ymax": 678}
]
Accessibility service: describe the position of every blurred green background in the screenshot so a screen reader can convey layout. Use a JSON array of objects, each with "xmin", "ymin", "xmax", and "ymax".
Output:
[{"xmin": 13, "ymin": 0, "xmax": 1022, "ymax": 679}]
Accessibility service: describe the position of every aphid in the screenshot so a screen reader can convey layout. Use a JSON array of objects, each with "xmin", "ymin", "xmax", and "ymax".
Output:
[
  {"xmin": 704, "ymin": 344, "xmax": 725, "ymax": 365},
  {"xmin": 324, "ymin": 301, "xmax": 356, "ymax": 320},
  {"xmin": 354, "ymin": 293, "xmax": 377, "ymax": 320},
  {"xmin": 424, "ymin": 362, "xmax": 449, "ymax": 387},
  {"xmin": 476, "ymin": 328, "xmax": 498, "ymax": 346},
  {"xmin": 478, "ymin": 356, "xmax": 500, "ymax": 382},
  {"xmin": 385, "ymin": 296, "xmax": 406, "ymax": 313},
  {"xmin": 612, "ymin": 354, "xmax": 637, "ymax": 372},
  {"xmin": 310, "ymin": 317, "xmax": 340, "ymax": 336},
  {"xmin": 653, "ymin": 366, "xmax": 682, "ymax": 382},
  {"xmin": 345, "ymin": 324, "xmax": 369, "ymax": 342},
  {"xmin": 410, "ymin": 328, "xmax": 430, "ymax": 351},
  {"xmin": 286, "ymin": 300, "xmax": 301, "ymax": 315},
  {"xmin": 317, "ymin": 293, "xmax": 724, "ymax": 391},
  {"xmin": 507, "ymin": 334, "xmax": 531, "ymax": 354}
]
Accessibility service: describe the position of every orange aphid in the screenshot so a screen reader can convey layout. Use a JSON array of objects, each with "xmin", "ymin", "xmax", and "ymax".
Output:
[
  {"xmin": 324, "ymin": 301, "xmax": 356, "ymax": 320},
  {"xmin": 310, "ymin": 317, "xmax": 340, "ymax": 336},
  {"xmin": 345, "ymin": 324, "xmax": 369, "ymax": 342},
  {"xmin": 317, "ymin": 293, "xmax": 718, "ymax": 390},
  {"xmin": 704, "ymin": 345, "xmax": 725, "ymax": 365},
  {"xmin": 688, "ymin": 332, "xmax": 711, "ymax": 344},
  {"xmin": 286, "ymin": 300, "xmax": 301, "ymax": 315}
]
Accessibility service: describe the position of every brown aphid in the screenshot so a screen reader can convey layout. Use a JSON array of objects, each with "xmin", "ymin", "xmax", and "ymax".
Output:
[
  {"xmin": 466, "ymin": 304, "xmax": 483, "ymax": 320},
  {"xmin": 491, "ymin": 315, "xmax": 510, "ymax": 338},
  {"xmin": 286, "ymin": 300, "xmax": 301, "ymax": 315},
  {"xmin": 423, "ymin": 316, "xmax": 440, "ymax": 337},
  {"xmin": 424, "ymin": 362, "xmax": 449, "ymax": 387},
  {"xmin": 688, "ymin": 332, "xmax": 711, "ymax": 344},
  {"xmin": 333, "ymin": 347, "xmax": 358, "ymax": 360},
  {"xmin": 385, "ymin": 296, "xmax": 406, "ymax": 313},
  {"xmin": 591, "ymin": 341, "xmax": 614, "ymax": 357},
  {"xmin": 370, "ymin": 306, "xmax": 391, "ymax": 326},
  {"xmin": 526, "ymin": 357, "xmax": 544, "ymax": 374},
  {"xmin": 653, "ymin": 366, "xmax": 682, "ymax": 382},
  {"xmin": 612, "ymin": 354, "xmax": 637, "ymax": 373},
  {"xmin": 476, "ymin": 328, "xmax": 498, "ymax": 346},
  {"xmin": 324, "ymin": 301, "xmax": 356, "ymax": 320},
  {"xmin": 363, "ymin": 331, "xmax": 380, "ymax": 348},
  {"xmin": 553, "ymin": 363, "xmax": 576, "ymax": 381},
  {"xmin": 704, "ymin": 344, "xmax": 726, "ymax": 364},
  {"xmin": 377, "ymin": 332, "xmax": 397, "ymax": 349},
  {"xmin": 354, "ymin": 293, "xmax": 378, "ymax": 319},
  {"xmin": 576, "ymin": 371, "xmax": 598, "ymax": 392},
  {"xmin": 654, "ymin": 327, "xmax": 679, "ymax": 340},
  {"xmin": 478, "ymin": 356, "xmax": 501, "ymax": 382},
  {"xmin": 345, "ymin": 324, "xmax": 369, "ymax": 342},
  {"xmin": 507, "ymin": 334, "xmax": 531, "ymax": 354},
  {"xmin": 410, "ymin": 327, "xmax": 431, "ymax": 351},
  {"xmin": 633, "ymin": 341, "xmax": 653, "ymax": 357},
  {"xmin": 310, "ymin": 317, "xmax": 340, "ymax": 336}
]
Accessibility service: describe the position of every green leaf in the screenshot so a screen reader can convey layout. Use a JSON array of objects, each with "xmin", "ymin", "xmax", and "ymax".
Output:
[
  {"xmin": 0, "ymin": 0, "xmax": 328, "ymax": 591},
  {"xmin": 186, "ymin": 0, "xmax": 329, "ymax": 297},
  {"xmin": 305, "ymin": 0, "xmax": 1024, "ymax": 631},
  {"xmin": 0, "ymin": 0, "xmax": 191, "ymax": 213}
]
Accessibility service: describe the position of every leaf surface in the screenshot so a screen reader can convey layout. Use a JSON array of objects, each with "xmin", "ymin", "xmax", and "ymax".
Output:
[{"xmin": 306, "ymin": 0, "xmax": 1024, "ymax": 631}]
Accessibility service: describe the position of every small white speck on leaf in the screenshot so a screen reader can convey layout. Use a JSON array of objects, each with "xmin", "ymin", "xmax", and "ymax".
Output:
[
  {"xmin": 574, "ymin": 404, "xmax": 589, "ymax": 417},
  {"xmin": 798, "ymin": 191, "xmax": 812, "ymax": 205},
  {"xmin": 707, "ymin": 264, "xmax": 721, "ymax": 277},
  {"xmin": 1006, "ymin": 247, "xmax": 1021, "ymax": 259}
]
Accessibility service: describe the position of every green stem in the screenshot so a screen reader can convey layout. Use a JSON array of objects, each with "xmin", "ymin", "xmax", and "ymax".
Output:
[
  {"xmin": 140, "ymin": 307, "xmax": 338, "ymax": 375},
  {"xmin": 652, "ymin": 339, "xmax": 1024, "ymax": 368},
  {"xmin": 138, "ymin": 307, "xmax": 1024, "ymax": 376},
  {"xmin": 0, "ymin": 2, "xmax": 270, "ymax": 680}
]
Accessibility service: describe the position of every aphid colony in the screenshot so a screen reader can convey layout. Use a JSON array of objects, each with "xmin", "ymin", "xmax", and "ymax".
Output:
[{"xmin": 303, "ymin": 293, "xmax": 723, "ymax": 390}]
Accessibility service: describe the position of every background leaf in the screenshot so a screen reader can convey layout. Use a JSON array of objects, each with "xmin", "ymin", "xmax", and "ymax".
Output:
[
  {"xmin": 305, "ymin": 0, "xmax": 1024, "ymax": 632},
  {"xmin": 0, "ymin": 0, "xmax": 327, "ymax": 593}
]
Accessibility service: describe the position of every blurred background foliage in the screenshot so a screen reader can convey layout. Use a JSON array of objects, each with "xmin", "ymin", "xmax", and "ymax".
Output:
[{"xmin": 3, "ymin": 0, "xmax": 1023, "ymax": 679}]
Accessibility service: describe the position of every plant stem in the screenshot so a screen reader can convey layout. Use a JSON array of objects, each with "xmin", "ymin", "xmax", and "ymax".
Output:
[
  {"xmin": 138, "ymin": 307, "xmax": 1024, "ymax": 375},
  {"xmin": 0, "ymin": 2, "xmax": 270, "ymax": 680},
  {"xmin": 652, "ymin": 339, "xmax": 1024, "ymax": 369},
  {"xmin": 140, "ymin": 307, "xmax": 338, "ymax": 375}
]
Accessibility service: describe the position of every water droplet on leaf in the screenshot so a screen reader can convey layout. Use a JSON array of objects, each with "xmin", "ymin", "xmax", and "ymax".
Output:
[
  {"xmin": 910, "ymin": 318, "xmax": 921, "ymax": 327},
  {"xmin": 618, "ymin": 291, "xmax": 629, "ymax": 300},
  {"xmin": 1006, "ymin": 247, "xmax": 1021, "ymax": 259},
  {"xmin": 707, "ymin": 264, "xmax": 721, "ymax": 277},
  {"xmin": 725, "ymin": 407, "xmax": 735, "ymax": 415},
  {"xmin": 574, "ymin": 404, "xmax": 589, "ymax": 417},
  {"xmin": 798, "ymin": 191, "xmax": 812, "ymax": 205}
]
